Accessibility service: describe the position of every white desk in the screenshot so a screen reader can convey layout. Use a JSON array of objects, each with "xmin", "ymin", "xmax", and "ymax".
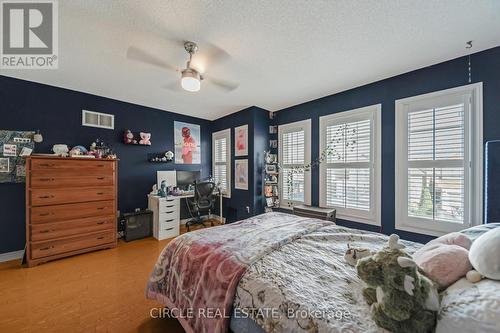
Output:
[{"xmin": 148, "ymin": 192, "xmax": 223, "ymax": 240}]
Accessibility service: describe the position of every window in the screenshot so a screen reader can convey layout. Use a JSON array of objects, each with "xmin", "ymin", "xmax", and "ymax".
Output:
[
  {"xmin": 212, "ymin": 129, "xmax": 231, "ymax": 197},
  {"xmin": 279, "ymin": 119, "xmax": 311, "ymax": 208},
  {"xmin": 319, "ymin": 105, "xmax": 381, "ymax": 225},
  {"xmin": 82, "ymin": 110, "xmax": 114, "ymax": 129},
  {"xmin": 395, "ymin": 83, "xmax": 483, "ymax": 236}
]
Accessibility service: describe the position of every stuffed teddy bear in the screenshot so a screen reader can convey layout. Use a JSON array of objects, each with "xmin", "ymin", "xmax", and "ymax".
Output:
[
  {"xmin": 124, "ymin": 130, "xmax": 136, "ymax": 144},
  {"xmin": 139, "ymin": 132, "xmax": 151, "ymax": 145},
  {"xmin": 357, "ymin": 234, "xmax": 439, "ymax": 333}
]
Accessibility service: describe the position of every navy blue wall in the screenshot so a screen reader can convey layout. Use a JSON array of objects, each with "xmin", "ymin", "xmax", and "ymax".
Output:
[
  {"xmin": 0, "ymin": 75, "xmax": 211, "ymax": 253},
  {"xmin": 211, "ymin": 106, "xmax": 270, "ymax": 222},
  {"xmin": 273, "ymin": 46, "xmax": 500, "ymax": 243}
]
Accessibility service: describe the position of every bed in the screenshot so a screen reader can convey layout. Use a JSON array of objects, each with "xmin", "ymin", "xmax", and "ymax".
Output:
[{"xmin": 146, "ymin": 212, "xmax": 500, "ymax": 333}]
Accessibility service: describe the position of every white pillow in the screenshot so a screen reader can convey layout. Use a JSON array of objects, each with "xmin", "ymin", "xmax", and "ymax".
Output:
[
  {"xmin": 469, "ymin": 228, "xmax": 500, "ymax": 280},
  {"xmin": 436, "ymin": 278, "xmax": 500, "ymax": 333}
]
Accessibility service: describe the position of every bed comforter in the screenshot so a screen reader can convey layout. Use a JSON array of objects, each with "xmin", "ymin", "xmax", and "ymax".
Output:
[
  {"xmin": 147, "ymin": 212, "xmax": 423, "ymax": 333},
  {"xmin": 146, "ymin": 212, "xmax": 333, "ymax": 333}
]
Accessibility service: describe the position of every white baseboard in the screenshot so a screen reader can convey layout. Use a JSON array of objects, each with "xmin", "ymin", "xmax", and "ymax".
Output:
[{"xmin": 0, "ymin": 250, "xmax": 24, "ymax": 263}]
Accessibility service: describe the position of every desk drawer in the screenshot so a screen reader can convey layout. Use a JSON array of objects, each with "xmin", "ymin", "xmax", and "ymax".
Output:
[
  {"xmin": 31, "ymin": 201, "xmax": 115, "ymax": 224},
  {"xmin": 159, "ymin": 210, "xmax": 178, "ymax": 221},
  {"xmin": 158, "ymin": 225, "xmax": 179, "ymax": 239},
  {"xmin": 160, "ymin": 218, "xmax": 178, "ymax": 230},
  {"xmin": 31, "ymin": 216, "xmax": 115, "ymax": 242},
  {"xmin": 31, "ymin": 174, "xmax": 114, "ymax": 188},
  {"xmin": 31, "ymin": 231, "xmax": 115, "ymax": 259},
  {"xmin": 31, "ymin": 187, "xmax": 115, "ymax": 206}
]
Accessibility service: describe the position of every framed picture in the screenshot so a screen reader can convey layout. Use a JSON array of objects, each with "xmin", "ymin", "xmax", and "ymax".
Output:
[
  {"xmin": 266, "ymin": 197, "xmax": 274, "ymax": 207},
  {"xmin": 235, "ymin": 159, "xmax": 248, "ymax": 190},
  {"xmin": 265, "ymin": 164, "xmax": 277, "ymax": 174},
  {"xmin": 235, "ymin": 124, "xmax": 248, "ymax": 156},
  {"xmin": 269, "ymin": 125, "xmax": 277, "ymax": 134},
  {"xmin": 269, "ymin": 139, "xmax": 278, "ymax": 148},
  {"xmin": 3, "ymin": 144, "xmax": 17, "ymax": 156},
  {"xmin": 0, "ymin": 158, "xmax": 9, "ymax": 173},
  {"xmin": 174, "ymin": 121, "xmax": 201, "ymax": 164}
]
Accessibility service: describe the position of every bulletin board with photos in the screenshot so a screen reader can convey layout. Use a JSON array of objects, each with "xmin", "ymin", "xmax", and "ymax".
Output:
[{"xmin": 0, "ymin": 130, "xmax": 35, "ymax": 183}]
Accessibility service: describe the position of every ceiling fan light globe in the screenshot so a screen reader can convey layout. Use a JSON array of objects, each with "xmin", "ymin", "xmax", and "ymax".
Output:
[{"xmin": 181, "ymin": 70, "xmax": 201, "ymax": 92}]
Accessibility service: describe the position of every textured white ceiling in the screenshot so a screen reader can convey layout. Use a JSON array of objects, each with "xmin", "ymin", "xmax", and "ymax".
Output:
[{"xmin": 2, "ymin": 0, "xmax": 500, "ymax": 120}]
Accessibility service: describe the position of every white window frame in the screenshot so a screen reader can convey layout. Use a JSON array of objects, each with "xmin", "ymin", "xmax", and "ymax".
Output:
[
  {"xmin": 212, "ymin": 128, "xmax": 231, "ymax": 198},
  {"xmin": 319, "ymin": 104, "xmax": 381, "ymax": 226},
  {"xmin": 278, "ymin": 119, "xmax": 312, "ymax": 208},
  {"xmin": 395, "ymin": 83, "xmax": 483, "ymax": 236}
]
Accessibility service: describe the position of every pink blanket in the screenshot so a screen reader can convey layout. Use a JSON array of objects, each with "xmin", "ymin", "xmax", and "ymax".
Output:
[{"xmin": 146, "ymin": 212, "xmax": 333, "ymax": 333}]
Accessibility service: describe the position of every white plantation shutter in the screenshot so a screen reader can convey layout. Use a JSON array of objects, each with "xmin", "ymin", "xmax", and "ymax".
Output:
[
  {"xmin": 320, "ymin": 105, "xmax": 381, "ymax": 225},
  {"xmin": 279, "ymin": 120, "xmax": 311, "ymax": 206},
  {"xmin": 407, "ymin": 104, "xmax": 466, "ymax": 223},
  {"xmin": 212, "ymin": 129, "xmax": 231, "ymax": 197},
  {"xmin": 395, "ymin": 83, "xmax": 483, "ymax": 236}
]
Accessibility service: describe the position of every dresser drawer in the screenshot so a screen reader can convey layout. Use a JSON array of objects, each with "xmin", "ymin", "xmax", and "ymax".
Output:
[
  {"xmin": 31, "ymin": 201, "xmax": 115, "ymax": 224},
  {"xmin": 31, "ymin": 187, "xmax": 115, "ymax": 206},
  {"xmin": 31, "ymin": 231, "xmax": 115, "ymax": 259},
  {"xmin": 31, "ymin": 216, "xmax": 115, "ymax": 242},
  {"xmin": 31, "ymin": 174, "xmax": 114, "ymax": 188},
  {"xmin": 31, "ymin": 159, "xmax": 115, "ymax": 172}
]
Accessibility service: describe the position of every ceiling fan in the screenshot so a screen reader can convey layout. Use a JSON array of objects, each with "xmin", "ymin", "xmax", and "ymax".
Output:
[{"xmin": 126, "ymin": 40, "xmax": 239, "ymax": 93}]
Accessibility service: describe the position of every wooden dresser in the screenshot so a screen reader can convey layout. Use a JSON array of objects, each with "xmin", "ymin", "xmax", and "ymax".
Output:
[{"xmin": 25, "ymin": 156, "xmax": 118, "ymax": 267}]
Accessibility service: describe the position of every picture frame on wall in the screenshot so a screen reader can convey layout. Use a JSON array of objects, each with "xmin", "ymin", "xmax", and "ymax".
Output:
[
  {"xmin": 235, "ymin": 159, "xmax": 249, "ymax": 190},
  {"xmin": 174, "ymin": 121, "xmax": 201, "ymax": 164},
  {"xmin": 234, "ymin": 124, "xmax": 248, "ymax": 156}
]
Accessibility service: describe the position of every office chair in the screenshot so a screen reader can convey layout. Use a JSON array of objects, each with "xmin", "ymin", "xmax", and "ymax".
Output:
[{"xmin": 186, "ymin": 180, "xmax": 216, "ymax": 231}]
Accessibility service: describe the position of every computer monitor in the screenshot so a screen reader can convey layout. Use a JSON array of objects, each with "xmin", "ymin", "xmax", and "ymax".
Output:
[{"xmin": 176, "ymin": 170, "xmax": 201, "ymax": 190}]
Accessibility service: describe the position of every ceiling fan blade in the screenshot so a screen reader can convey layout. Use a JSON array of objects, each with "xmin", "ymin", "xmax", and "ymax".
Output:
[
  {"xmin": 126, "ymin": 46, "xmax": 178, "ymax": 72},
  {"xmin": 205, "ymin": 76, "xmax": 239, "ymax": 92},
  {"xmin": 190, "ymin": 42, "xmax": 231, "ymax": 74}
]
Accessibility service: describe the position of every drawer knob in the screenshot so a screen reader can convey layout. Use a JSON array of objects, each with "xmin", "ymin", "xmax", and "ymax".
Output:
[
  {"xmin": 39, "ymin": 212, "xmax": 51, "ymax": 217},
  {"xmin": 97, "ymin": 207, "xmax": 105, "ymax": 210},
  {"xmin": 40, "ymin": 246, "xmax": 54, "ymax": 251},
  {"xmin": 97, "ymin": 177, "xmax": 105, "ymax": 180},
  {"xmin": 97, "ymin": 192, "xmax": 105, "ymax": 195},
  {"xmin": 97, "ymin": 221, "xmax": 105, "ymax": 225},
  {"xmin": 39, "ymin": 178, "xmax": 55, "ymax": 182},
  {"xmin": 97, "ymin": 236, "xmax": 105, "ymax": 240},
  {"xmin": 166, "ymin": 211, "xmax": 174, "ymax": 214},
  {"xmin": 165, "ymin": 219, "xmax": 174, "ymax": 222},
  {"xmin": 165, "ymin": 227, "xmax": 174, "ymax": 231},
  {"xmin": 40, "ymin": 230, "xmax": 52, "ymax": 234},
  {"xmin": 39, "ymin": 195, "xmax": 54, "ymax": 199},
  {"xmin": 39, "ymin": 163, "xmax": 55, "ymax": 167}
]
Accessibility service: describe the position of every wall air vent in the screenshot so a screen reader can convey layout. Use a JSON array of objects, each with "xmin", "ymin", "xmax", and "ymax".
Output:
[{"xmin": 82, "ymin": 110, "xmax": 115, "ymax": 130}]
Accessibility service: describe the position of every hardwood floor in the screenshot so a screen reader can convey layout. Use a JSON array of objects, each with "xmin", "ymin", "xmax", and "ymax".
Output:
[{"xmin": 0, "ymin": 220, "xmax": 222, "ymax": 333}]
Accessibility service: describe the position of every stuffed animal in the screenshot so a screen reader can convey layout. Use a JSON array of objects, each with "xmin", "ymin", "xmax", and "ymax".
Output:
[
  {"xmin": 124, "ymin": 130, "xmax": 136, "ymax": 144},
  {"xmin": 357, "ymin": 234, "xmax": 439, "ymax": 333},
  {"xmin": 139, "ymin": 132, "xmax": 151, "ymax": 145},
  {"xmin": 344, "ymin": 244, "xmax": 374, "ymax": 266},
  {"xmin": 469, "ymin": 228, "xmax": 500, "ymax": 280},
  {"xmin": 413, "ymin": 232, "xmax": 472, "ymax": 289}
]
